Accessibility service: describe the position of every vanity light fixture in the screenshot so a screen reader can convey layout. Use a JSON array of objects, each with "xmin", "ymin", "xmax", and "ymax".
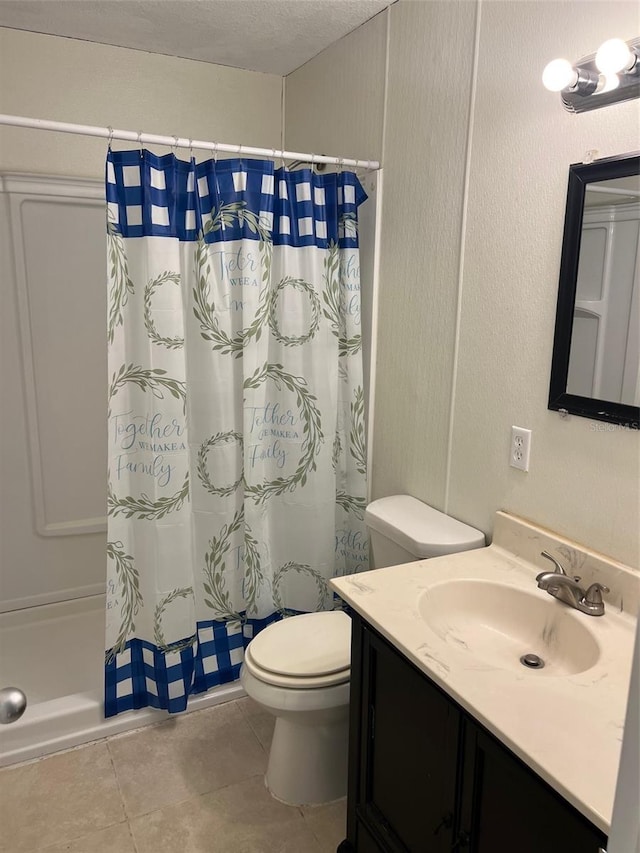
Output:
[{"xmin": 542, "ymin": 36, "xmax": 640, "ymax": 112}]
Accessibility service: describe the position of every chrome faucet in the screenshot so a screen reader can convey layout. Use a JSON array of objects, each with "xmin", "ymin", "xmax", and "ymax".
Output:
[{"xmin": 536, "ymin": 551, "xmax": 609, "ymax": 616}]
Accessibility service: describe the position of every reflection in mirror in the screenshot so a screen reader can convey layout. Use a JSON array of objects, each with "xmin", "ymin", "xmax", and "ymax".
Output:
[
  {"xmin": 549, "ymin": 153, "xmax": 640, "ymax": 429},
  {"xmin": 568, "ymin": 175, "xmax": 640, "ymax": 406}
]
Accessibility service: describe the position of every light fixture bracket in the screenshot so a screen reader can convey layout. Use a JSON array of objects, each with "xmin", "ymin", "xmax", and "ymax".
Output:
[{"xmin": 562, "ymin": 36, "xmax": 640, "ymax": 113}]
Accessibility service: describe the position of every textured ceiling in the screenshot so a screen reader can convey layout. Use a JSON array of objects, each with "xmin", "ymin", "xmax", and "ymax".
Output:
[{"xmin": 0, "ymin": 0, "xmax": 391, "ymax": 75}]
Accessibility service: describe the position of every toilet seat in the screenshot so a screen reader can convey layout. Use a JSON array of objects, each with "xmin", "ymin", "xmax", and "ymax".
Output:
[
  {"xmin": 244, "ymin": 610, "xmax": 351, "ymax": 689},
  {"xmin": 244, "ymin": 645, "xmax": 350, "ymax": 689}
]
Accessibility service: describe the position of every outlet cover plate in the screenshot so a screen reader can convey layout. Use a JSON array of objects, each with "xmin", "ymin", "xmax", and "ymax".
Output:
[{"xmin": 510, "ymin": 426, "xmax": 532, "ymax": 472}]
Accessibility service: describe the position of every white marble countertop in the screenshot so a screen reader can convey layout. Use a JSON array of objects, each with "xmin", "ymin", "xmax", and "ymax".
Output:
[{"xmin": 330, "ymin": 512, "xmax": 639, "ymax": 835}]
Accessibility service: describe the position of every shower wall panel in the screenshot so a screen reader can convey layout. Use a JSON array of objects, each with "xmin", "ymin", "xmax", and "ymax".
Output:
[{"xmin": 0, "ymin": 175, "xmax": 107, "ymax": 612}]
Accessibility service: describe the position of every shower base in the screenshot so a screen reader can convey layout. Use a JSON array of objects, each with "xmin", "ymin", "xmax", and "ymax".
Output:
[{"xmin": 0, "ymin": 595, "xmax": 243, "ymax": 767}]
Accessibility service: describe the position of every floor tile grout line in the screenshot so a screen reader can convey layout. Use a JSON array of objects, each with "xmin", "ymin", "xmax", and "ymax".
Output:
[
  {"xmin": 125, "ymin": 819, "xmax": 140, "ymax": 853},
  {"xmin": 106, "ymin": 737, "xmax": 135, "ymax": 825},
  {"xmin": 121, "ymin": 774, "xmax": 323, "ymax": 850},
  {"xmin": 301, "ymin": 811, "xmax": 324, "ymax": 846},
  {"xmin": 245, "ymin": 714, "xmax": 272, "ymax": 757},
  {"xmin": 127, "ymin": 781, "xmax": 329, "ymax": 853},
  {"xmin": 123, "ymin": 773, "xmax": 271, "ymax": 823},
  {"xmin": 300, "ymin": 801, "xmax": 348, "ymax": 851},
  {"xmin": 235, "ymin": 697, "xmax": 275, "ymax": 758},
  {"xmin": 26, "ymin": 820, "xmax": 132, "ymax": 853}
]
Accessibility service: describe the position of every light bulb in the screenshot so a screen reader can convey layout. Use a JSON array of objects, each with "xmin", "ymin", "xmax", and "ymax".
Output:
[
  {"xmin": 595, "ymin": 38, "xmax": 634, "ymax": 74},
  {"xmin": 542, "ymin": 58, "xmax": 579, "ymax": 92},
  {"xmin": 599, "ymin": 73, "xmax": 621, "ymax": 93}
]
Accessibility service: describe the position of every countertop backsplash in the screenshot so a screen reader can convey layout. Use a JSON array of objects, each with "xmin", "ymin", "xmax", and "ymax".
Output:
[{"xmin": 492, "ymin": 511, "xmax": 640, "ymax": 618}]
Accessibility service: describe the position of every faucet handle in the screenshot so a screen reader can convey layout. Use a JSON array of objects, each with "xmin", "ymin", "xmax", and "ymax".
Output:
[
  {"xmin": 540, "ymin": 551, "xmax": 567, "ymax": 575},
  {"xmin": 583, "ymin": 582, "xmax": 610, "ymax": 606}
]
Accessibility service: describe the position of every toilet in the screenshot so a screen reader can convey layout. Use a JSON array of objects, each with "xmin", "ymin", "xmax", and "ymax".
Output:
[{"xmin": 239, "ymin": 495, "xmax": 485, "ymax": 806}]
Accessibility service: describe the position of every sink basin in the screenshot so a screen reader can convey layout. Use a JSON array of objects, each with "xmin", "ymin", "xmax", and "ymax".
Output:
[{"xmin": 418, "ymin": 579, "xmax": 601, "ymax": 675}]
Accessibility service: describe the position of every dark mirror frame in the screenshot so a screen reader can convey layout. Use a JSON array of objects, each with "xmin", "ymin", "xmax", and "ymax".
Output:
[{"xmin": 548, "ymin": 152, "xmax": 640, "ymax": 430}]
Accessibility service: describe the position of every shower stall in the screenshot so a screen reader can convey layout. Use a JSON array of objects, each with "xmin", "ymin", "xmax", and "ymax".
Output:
[
  {"xmin": 0, "ymin": 173, "xmax": 244, "ymax": 765},
  {"xmin": 0, "ymin": 166, "xmax": 380, "ymax": 766}
]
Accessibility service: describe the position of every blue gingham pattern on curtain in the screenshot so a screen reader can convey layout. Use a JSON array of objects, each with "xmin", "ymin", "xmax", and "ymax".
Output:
[
  {"xmin": 105, "ymin": 614, "xmax": 277, "ymax": 716},
  {"xmin": 105, "ymin": 150, "xmax": 365, "ymax": 246}
]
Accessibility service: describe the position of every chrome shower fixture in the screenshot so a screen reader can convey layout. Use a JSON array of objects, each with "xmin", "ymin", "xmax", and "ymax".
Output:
[{"xmin": 0, "ymin": 686, "xmax": 27, "ymax": 724}]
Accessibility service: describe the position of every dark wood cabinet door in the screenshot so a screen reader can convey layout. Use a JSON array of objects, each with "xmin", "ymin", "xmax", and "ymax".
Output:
[
  {"xmin": 358, "ymin": 625, "xmax": 459, "ymax": 852},
  {"xmin": 342, "ymin": 618, "xmax": 608, "ymax": 853},
  {"xmin": 458, "ymin": 722, "xmax": 608, "ymax": 853}
]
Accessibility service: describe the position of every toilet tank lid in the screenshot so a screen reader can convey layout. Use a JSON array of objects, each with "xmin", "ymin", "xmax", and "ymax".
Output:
[{"xmin": 365, "ymin": 495, "xmax": 485, "ymax": 558}]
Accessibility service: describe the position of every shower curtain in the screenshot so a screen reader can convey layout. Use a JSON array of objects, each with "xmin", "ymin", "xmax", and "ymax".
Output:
[{"xmin": 104, "ymin": 149, "xmax": 369, "ymax": 716}]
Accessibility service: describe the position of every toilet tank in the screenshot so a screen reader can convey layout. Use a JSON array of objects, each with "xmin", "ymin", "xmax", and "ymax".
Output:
[{"xmin": 365, "ymin": 495, "xmax": 485, "ymax": 569}]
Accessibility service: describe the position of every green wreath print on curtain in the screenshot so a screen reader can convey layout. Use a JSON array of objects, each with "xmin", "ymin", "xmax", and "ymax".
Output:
[{"xmin": 104, "ymin": 148, "xmax": 369, "ymax": 717}]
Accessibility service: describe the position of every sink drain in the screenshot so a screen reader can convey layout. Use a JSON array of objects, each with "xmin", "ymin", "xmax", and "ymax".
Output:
[{"xmin": 520, "ymin": 653, "xmax": 545, "ymax": 669}]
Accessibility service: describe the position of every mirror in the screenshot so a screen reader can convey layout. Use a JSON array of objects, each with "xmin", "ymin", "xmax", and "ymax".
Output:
[{"xmin": 549, "ymin": 152, "xmax": 640, "ymax": 429}]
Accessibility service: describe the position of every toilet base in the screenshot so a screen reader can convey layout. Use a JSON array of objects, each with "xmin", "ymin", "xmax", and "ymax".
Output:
[{"xmin": 265, "ymin": 709, "xmax": 349, "ymax": 806}]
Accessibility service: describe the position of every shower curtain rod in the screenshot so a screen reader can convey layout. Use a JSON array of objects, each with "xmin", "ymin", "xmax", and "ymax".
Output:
[{"xmin": 0, "ymin": 114, "xmax": 380, "ymax": 170}]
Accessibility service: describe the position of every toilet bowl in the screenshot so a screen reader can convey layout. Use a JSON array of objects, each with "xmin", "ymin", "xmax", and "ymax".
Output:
[
  {"xmin": 240, "ymin": 610, "xmax": 351, "ymax": 805},
  {"xmin": 240, "ymin": 495, "xmax": 485, "ymax": 806}
]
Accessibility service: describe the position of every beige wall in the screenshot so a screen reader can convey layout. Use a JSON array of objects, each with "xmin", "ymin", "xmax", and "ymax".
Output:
[
  {"xmin": 448, "ymin": 1, "xmax": 640, "ymax": 567},
  {"xmin": 285, "ymin": 0, "xmax": 640, "ymax": 568},
  {"xmin": 371, "ymin": 0, "xmax": 477, "ymax": 506},
  {"xmin": 0, "ymin": 28, "xmax": 283, "ymax": 178},
  {"xmin": 284, "ymin": 10, "xmax": 387, "ymax": 162}
]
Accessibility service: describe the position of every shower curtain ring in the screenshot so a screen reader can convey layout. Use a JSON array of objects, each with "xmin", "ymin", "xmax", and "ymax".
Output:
[
  {"xmin": 310, "ymin": 153, "xmax": 316, "ymax": 174},
  {"xmin": 213, "ymin": 141, "xmax": 218, "ymax": 162},
  {"xmin": 189, "ymin": 139, "xmax": 194, "ymax": 160},
  {"xmin": 107, "ymin": 126, "xmax": 114, "ymax": 151},
  {"xmin": 171, "ymin": 135, "xmax": 179, "ymax": 155},
  {"xmin": 137, "ymin": 130, "xmax": 143, "ymax": 154}
]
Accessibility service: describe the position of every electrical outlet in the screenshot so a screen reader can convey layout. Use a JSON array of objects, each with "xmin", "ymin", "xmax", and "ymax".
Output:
[{"xmin": 510, "ymin": 426, "xmax": 532, "ymax": 471}]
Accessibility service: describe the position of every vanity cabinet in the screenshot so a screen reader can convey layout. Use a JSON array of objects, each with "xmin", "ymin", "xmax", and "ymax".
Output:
[{"xmin": 339, "ymin": 614, "xmax": 609, "ymax": 853}]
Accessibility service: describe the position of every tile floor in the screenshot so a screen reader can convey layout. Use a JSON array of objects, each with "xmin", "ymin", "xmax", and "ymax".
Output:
[{"xmin": 0, "ymin": 698, "xmax": 346, "ymax": 853}]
